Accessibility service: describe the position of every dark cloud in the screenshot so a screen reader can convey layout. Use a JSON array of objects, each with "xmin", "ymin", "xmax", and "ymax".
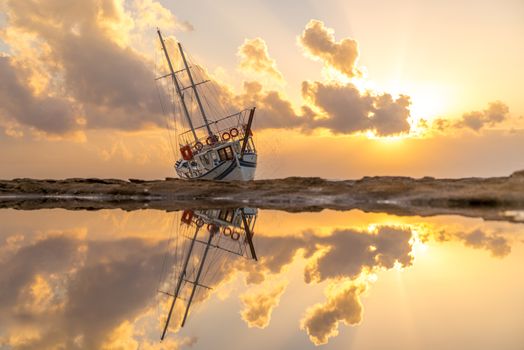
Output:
[
  {"xmin": 302, "ymin": 81, "xmax": 412, "ymax": 136},
  {"xmin": 0, "ymin": 233, "xmax": 167, "ymax": 350},
  {"xmin": 209, "ymin": 79, "xmax": 411, "ymax": 137},
  {"xmin": 236, "ymin": 81, "xmax": 305, "ymax": 130},
  {"xmin": 0, "ymin": 235, "xmax": 78, "ymax": 311},
  {"xmin": 63, "ymin": 239, "xmax": 166, "ymax": 349},
  {"xmin": 433, "ymin": 101, "xmax": 510, "ymax": 132},
  {"xmin": 0, "ymin": 0, "xmax": 168, "ymax": 135},
  {"xmin": 460, "ymin": 229, "xmax": 511, "ymax": 257},
  {"xmin": 304, "ymin": 226, "xmax": 413, "ymax": 283},
  {"xmin": 298, "ymin": 19, "xmax": 360, "ymax": 78},
  {"xmin": 458, "ymin": 101, "xmax": 510, "ymax": 131},
  {"xmin": 1, "ymin": 6, "xmax": 415, "ymax": 138},
  {"xmin": 0, "ymin": 56, "xmax": 78, "ymax": 134}
]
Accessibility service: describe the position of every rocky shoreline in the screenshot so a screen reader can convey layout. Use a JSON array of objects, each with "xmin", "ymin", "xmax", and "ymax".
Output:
[{"xmin": 1, "ymin": 171, "xmax": 524, "ymax": 222}]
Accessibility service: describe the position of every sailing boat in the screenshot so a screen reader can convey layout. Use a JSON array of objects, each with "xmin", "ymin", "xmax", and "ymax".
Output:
[
  {"xmin": 157, "ymin": 30, "xmax": 257, "ymax": 181},
  {"xmin": 159, "ymin": 207, "xmax": 258, "ymax": 340}
]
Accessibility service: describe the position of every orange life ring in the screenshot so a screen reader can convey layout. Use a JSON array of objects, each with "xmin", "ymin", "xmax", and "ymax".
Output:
[
  {"xmin": 231, "ymin": 231, "xmax": 240, "ymax": 241},
  {"xmin": 230, "ymin": 128, "xmax": 239, "ymax": 137},
  {"xmin": 223, "ymin": 227, "xmax": 232, "ymax": 236},
  {"xmin": 221, "ymin": 132, "xmax": 231, "ymax": 141},
  {"xmin": 194, "ymin": 142, "xmax": 203, "ymax": 151}
]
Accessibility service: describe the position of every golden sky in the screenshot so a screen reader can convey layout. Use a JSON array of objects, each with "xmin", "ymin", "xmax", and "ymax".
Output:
[{"xmin": 0, "ymin": 0, "xmax": 523, "ymax": 179}]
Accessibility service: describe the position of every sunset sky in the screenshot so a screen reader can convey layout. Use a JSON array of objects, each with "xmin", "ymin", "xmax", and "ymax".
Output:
[{"xmin": 0, "ymin": 0, "xmax": 523, "ymax": 179}]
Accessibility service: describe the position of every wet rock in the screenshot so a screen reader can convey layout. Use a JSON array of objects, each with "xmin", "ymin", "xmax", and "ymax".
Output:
[{"xmin": 0, "ymin": 172, "xmax": 523, "ymax": 222}]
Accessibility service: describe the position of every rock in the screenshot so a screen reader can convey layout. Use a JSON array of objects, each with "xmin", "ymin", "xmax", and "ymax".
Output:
[{"xmin": 511, "ymin": 170, "xmax": 524, "ymax": 178}]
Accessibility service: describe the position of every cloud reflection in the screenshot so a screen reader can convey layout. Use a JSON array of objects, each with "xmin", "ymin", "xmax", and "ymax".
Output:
[{"xmin": 0, "ymin": 210, "xmax": 519, "ymax": 348}]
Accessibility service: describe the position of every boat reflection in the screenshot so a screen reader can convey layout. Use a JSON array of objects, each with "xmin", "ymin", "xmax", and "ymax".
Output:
[{"xmin": 159, "ymin": 208, "xmax": 258, "ymax": 339}]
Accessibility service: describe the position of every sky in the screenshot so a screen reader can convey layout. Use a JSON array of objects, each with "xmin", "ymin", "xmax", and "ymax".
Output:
[{"xmin": 0, "ymin": 0, "xmax": 523, "ymax": 179}]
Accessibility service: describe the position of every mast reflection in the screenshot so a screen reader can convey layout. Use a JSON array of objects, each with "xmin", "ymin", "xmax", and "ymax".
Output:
[{"xmin": 159, "ymin": 208, "xmax": 258, "ymax": 340}]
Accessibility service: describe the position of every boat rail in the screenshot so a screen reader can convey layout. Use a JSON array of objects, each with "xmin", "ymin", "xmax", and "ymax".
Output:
[{"xmin": 178, "ymin": 108, "xmax": 254, "ymax": 153}]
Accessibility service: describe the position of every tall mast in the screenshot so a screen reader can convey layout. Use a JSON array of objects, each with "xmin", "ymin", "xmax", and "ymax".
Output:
[
  {"xmin": 157, "ymin": 29, "xmax": 198, "ymax": 143},
  {"xmin": 177, "ymin": 43, "xmax": 213, "ymax": 137}
]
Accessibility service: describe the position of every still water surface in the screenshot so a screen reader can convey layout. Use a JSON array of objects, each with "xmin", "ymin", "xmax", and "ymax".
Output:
[{"xmin": 0, "ymin": 208, "xmax": 523, "ymax": 349}]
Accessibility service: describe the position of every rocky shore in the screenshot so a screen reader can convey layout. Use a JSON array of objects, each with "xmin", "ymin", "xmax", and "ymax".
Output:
[{"xmin": 1, "ymin": 170, "xmax": 524, "ymax": 222}]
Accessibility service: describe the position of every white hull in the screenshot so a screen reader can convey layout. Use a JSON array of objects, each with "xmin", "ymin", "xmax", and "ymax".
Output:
[{"xmin": 176, "ymin": 152, "xmax": 257, "ymax": 181}]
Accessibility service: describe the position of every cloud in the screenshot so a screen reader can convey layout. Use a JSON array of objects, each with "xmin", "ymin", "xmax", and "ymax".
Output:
[
  {"xmin": 298, "ymin": 19, "xmax": 360, "ymax": 78},
  {"xmin": 232, "ymin": 20, "xmax": 412, "ymax": 136},
  {"xmin": 301, "ymin": 281, "xmax": 366, "ymax": 345},
  {"xmin": 302, "ymin": 81, "xmax": 412, "ymax": 136},
  {"xmin": 1, "ymin": 7, "xmax": 415, "ymax": 140},
  {"xmin": 458, "ymin": 101, "xmax": 510, "ymax": 131},
  {"xmin": 0, "ymin": 56, "xmax": 79, "ymax": 134},
  {"xmin": 432, "ymin": 101, "xmax": 510, "ymax": 132},
  {"xmin": 304, "ymin": 226, "xmax": 413, "ymax": 283},
  {"xmin": 0, "ymin": 0, "xmax": 180, "ymax": 135},
  {"xmin": 213, "ymin": 78, "xmax": 412, "ymax": 137},
  {"xmin": 132, "ymin": 0, "xmax": 194, "ymax": 32},
  {"xmin": 206, "ymin": 20, "xmax": 412, "ymax": 137},
  {"xmin": 0, "ymin": 233, "xmax": 168, "ymax": 350},
  {"xmin": 0, "ymin": 234, "xmax": 80, "ymax": 336},
  {"xmin": 236, "ymin": 81, "xmax": 306, "ymax": 130},
  {"xmin": 240, "ymin": 282, "xmax": 287, "ymax": 328},
  {"xmin": 460, "ymin": 229, "xmax": 511, "ymax": 257},
  {"xmin": 238, "ymin": 38, "xmax": 283, "ymax": 82}
]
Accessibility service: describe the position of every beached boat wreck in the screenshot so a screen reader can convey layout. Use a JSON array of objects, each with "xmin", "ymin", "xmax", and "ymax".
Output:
[{"xmin": 157, "ymin": 30, "xmax": 257, "ymax": 181}]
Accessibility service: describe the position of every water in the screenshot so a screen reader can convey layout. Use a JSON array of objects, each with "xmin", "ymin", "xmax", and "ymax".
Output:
[{"xmin": 0, "ymin": 208, "xmax": 523, "ymax": 349}]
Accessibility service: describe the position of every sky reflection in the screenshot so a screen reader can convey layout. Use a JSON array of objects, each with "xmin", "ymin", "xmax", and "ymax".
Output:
[{"xmin": 0, "ymin": 209, "xmax": 523, "ymax": 350}]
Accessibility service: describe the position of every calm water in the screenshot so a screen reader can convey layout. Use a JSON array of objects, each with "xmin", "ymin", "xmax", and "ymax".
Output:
[{"xmin": 0, "ymin": 208, "xmax": 523, "ymax": 350}]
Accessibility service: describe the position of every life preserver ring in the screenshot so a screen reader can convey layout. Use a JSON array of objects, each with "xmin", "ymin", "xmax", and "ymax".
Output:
[
  {"xmin": 195, "ymin": 218, "xmax": 204, "ymax": 227},
  {"xmin": 181, "ymin": 210, "xmax": 193, "ymax": 225},
  {"xmin": 230, "ymin": 128, "xmax": 239, "ymax": 137},
  {"xmin": 194, "ymin": 142, "xmax": 203, "ymax": 151},
  {"xmin": 221, "ymin": 132, "xmax": 231, "ymax": 141},
  {"xmin": 223, "ymin": 227, "xmax": 232, "ymax": 236},
  {"xmin": 207, "ymin": 223, "xmax": 218, "ymax": 233},
  {"xmin": 231, "ymin": 231, "xmax": 240, "ymax": 241},
  {"xmin": 180, "ymin": 145, "xmax": 193, "ymax": 160},
  {"xmin": 206, "ymin": 135, "xmax": 218, "ymax": 145}
]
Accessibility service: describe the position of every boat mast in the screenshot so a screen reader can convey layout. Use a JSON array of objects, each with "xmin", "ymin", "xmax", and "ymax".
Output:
[
  {"xmin": 240, "ymin": 107, "xmax": 256, "ymax": 158},
  {"xmin": 157, "ymin": 29, "xmax": 198, "ymax": 143},
  {"xmin": 177, "ymin": 43, "xmax": 213, "ymax": 137}
]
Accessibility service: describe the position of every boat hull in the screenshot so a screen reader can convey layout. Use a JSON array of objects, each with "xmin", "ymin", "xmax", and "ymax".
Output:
[{"xmin": 176, "ymin": 153, "xmax": 257, "ymax": 181}]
